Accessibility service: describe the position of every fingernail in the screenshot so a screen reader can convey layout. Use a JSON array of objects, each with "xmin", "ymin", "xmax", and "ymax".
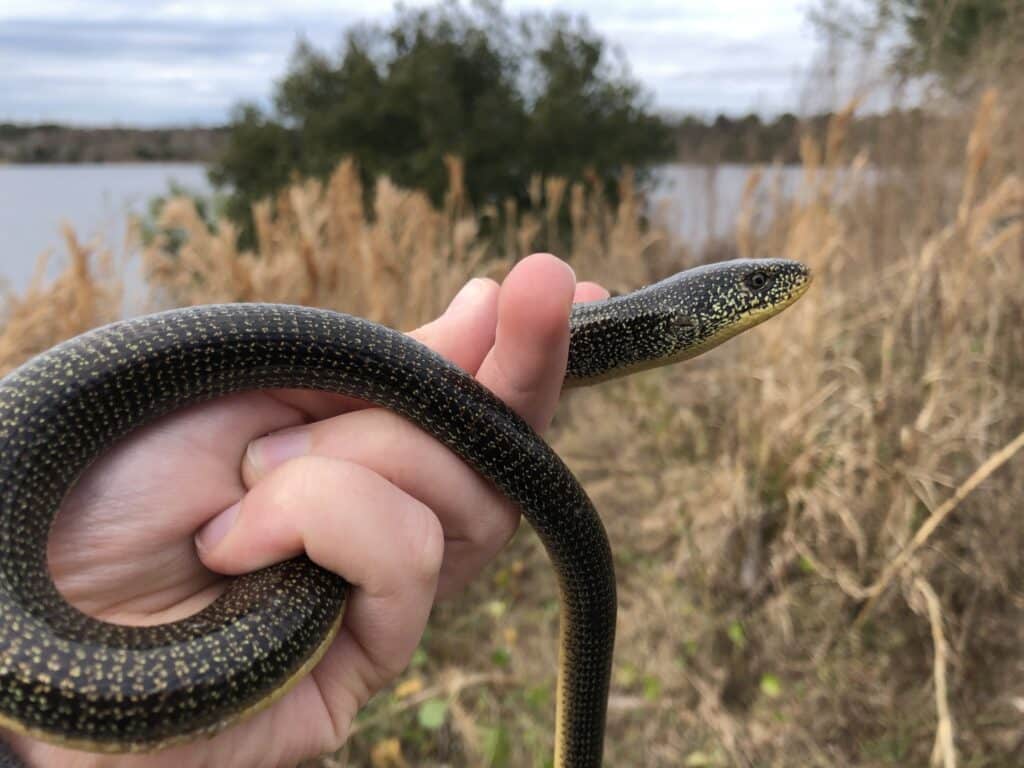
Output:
[
  {"xmin": 247, "ymin": 427, "xmax": 311, "ymax": 475},
  {"xmin": 550, "ymin": 259, "xmax": 576, "ymax": 312},
  {"xmin": 447, "ymin": 278, "xmax": 487, "ymax": 314},
  {"xmin": 196, "ymin": 501, "xmax": 240, "ymax": 552}
]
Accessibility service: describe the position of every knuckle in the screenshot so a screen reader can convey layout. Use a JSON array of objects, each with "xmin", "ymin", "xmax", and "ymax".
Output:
[
  {"xmin": 471, "ymin": 499, "xmax": 519, "ymax": 550},
  {"xmin": 492, "ymin": 351, "xmax": 544, "ymax": 402},
  {"xmin": 265, "ymin": 455, "xmax": 352, "ymax": 518},
  {"xmin": 322, "ymin": 408, "xmax": 407, "ymax": 465},
  {"xmin": 405, "ymin": 501, "xmax": 445, "ymax": 584},
  {"xmin": 272, "ymin": 455, "xmax": 327, "ymax": 502}
]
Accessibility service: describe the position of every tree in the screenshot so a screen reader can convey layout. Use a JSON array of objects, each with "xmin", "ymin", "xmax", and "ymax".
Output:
[
  {"xmin": 887, "ymin": 0, "xmax": 1023, "ymax": 79},
  {"xmin": 523, "ymin": 14, "xmax": 671, "ymax": 188},
  {"xmin": 209, "ymin": 1, "xmax": 673, "ymax": 240},
  {"xmin": 209, "ymin": 105, "xmax": 299, "ymax": 230},
  {"xmin": 812, "ymin": 0, "xmax": 1024, "ymax": 86}
]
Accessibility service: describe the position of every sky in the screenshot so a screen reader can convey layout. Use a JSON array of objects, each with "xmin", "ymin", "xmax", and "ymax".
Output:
[{"xmin": 0, "ymin": 1, "xmax": 824, "ymax": 126}]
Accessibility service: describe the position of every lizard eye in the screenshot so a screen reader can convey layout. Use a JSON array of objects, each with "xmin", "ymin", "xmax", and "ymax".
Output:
[{"xmin": 745, "ymin": 271, "xmax": 771, "ymax": 291}]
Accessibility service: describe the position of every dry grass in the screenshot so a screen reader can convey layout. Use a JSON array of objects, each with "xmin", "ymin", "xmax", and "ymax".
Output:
[
  {"xmin": 2, "ymin": 89, "xmax": 1023, "ymax": 767},
  {"xmin": 139, "ymin": 159, "xmax": 663, "ymax": 328},
  {"xmin": 0, "ymin": 225, "xmax": 122, "ymax": 376}
]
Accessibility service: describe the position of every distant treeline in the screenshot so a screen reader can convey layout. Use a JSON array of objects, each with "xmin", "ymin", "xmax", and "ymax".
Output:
[
  {"xmin": 0, "ymin": 123, "xmax": 228, "ymax": 164},
  {"xmin": 675, "ymin": 109, "xmax": 928, "ymax": 165},
  {"xmin": 1, "ymin": 110, "xmax": 926, "ymax": 167}
]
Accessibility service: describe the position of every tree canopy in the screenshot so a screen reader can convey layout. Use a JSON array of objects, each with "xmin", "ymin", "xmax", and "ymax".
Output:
[
  {"xmin": 210, "ymin": 1, "xmax": 674, "ymax": 233},
  {"xmin": 885, "ymin": 0, "xmax": 1023, "ymax": 79},
  {"xmin": 815, "ymin": 0, "xmax": 1024, "ymax": 86}
]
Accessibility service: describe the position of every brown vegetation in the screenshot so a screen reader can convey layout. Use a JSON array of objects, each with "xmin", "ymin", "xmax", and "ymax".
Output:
[{"xmin": 1, "ymin": 90, "xmax": 1022, "ymax": 766}]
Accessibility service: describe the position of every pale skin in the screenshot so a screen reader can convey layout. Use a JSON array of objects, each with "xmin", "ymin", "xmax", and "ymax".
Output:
[{"xmin": 4, "ymin": 254, "xmax": 609, "ymax": 768}]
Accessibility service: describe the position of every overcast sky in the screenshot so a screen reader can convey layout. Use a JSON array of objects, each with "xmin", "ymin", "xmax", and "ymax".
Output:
[{"xmin": 0, "ymin": 1, "xmax": 824, "ymax": 126}]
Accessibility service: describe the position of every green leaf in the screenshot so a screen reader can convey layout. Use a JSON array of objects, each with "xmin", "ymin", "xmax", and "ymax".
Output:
[
  {"xmin": 409, "ymin": 647, "xmax": 428, "ymax": 668},
  {"xmin": 481, "ymin": 725, "xmax": 511, "ymax": 766},
  {"xmin": 727, "ymin": 620, "xmax": 746, "ymax": 649},
  {"xmin": 685, "ymin": 751, "xmax": 715, "ymax": 766},
  {"xmin": 760, "ymin": 673, "xmax": 782, "ymax": 698},
  {"xmin": 525, "ymin": 684, "xmax": 551, "ymax": 712},
  {"xmin": 417, "ymin": 698, "xmax": 448, "ymax": 730},
  {"xmin": 491, "ymin": 647, "xmax": 511, "ymax": 668},
  {"xmin": 616, "ymin": 662, "xmax": 639, "ymax": 686},
  {"xmin": 642, "ymin": 674, "xmax": 662, "ymax": 701}
]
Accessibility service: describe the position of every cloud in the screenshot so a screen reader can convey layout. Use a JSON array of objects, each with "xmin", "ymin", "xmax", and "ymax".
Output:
[
  {"xmin": 0, "ymin": 1, "xmax": 819, "ymax": 124},
  {"xmin": 0, "ymin": 14, "xmax": 343, "ymax": 124}
]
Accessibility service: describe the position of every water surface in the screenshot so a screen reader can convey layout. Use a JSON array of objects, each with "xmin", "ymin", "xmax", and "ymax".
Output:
[{"xmin": 0, "ymin": 163, "xmax": 210, "ymax": 292}]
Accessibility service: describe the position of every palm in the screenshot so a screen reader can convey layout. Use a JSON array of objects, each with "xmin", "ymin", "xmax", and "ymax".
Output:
[{"xmin": 49, "ymin": 391, "xmax": 341, "ymax": 767}]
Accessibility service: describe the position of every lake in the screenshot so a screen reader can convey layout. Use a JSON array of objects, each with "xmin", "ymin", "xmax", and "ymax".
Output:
[
  {"xmin": 0, "ymin": 163, "xmax": 210, "ymax": 292},
  {"xmin": 0, "ymin": 162, "xmax": 805, "ymax": 294}
]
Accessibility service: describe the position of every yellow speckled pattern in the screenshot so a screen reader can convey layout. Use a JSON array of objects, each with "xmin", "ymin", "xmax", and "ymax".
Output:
[{"xmin": 0, "ymin": 259, "xmax": 809, "ymax": 767}]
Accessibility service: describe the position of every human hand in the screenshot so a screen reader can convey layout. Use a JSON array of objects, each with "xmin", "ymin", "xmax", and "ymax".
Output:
[{"xmin": 5, "ymin": 253, "xmax": 608, "ymax": 768}]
